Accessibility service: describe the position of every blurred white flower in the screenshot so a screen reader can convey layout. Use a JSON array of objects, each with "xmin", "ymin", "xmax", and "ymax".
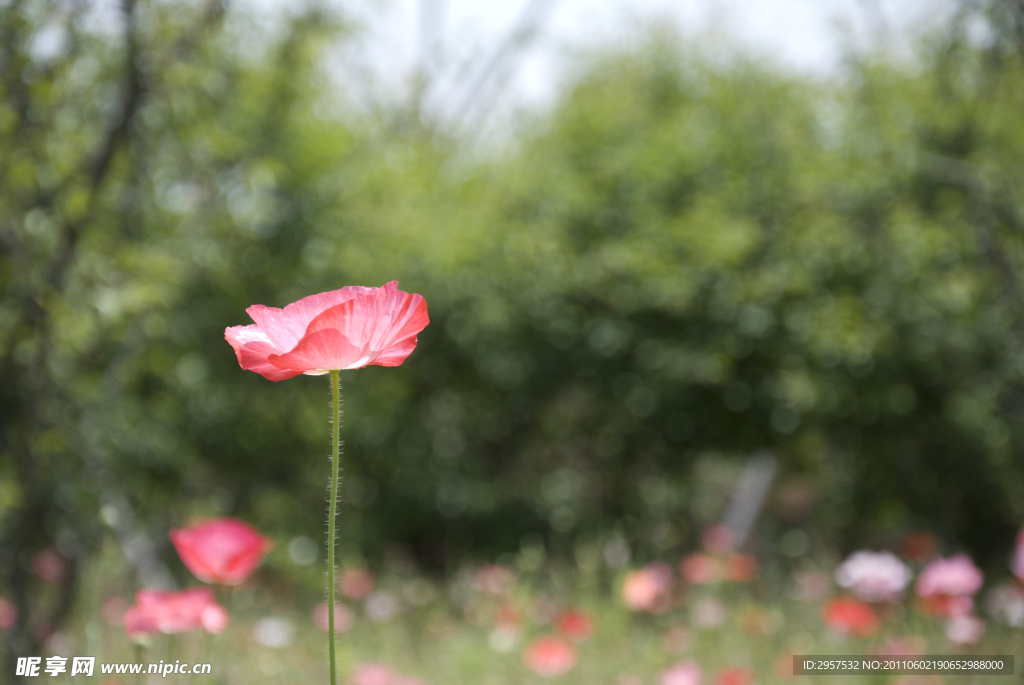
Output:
[
  {"xmin": 692, "ymin": 597, "xmax": 727, "ymax": 628},
  {"xmin": 252, "ymin": 617, "xmax": 295, "ymax": 648},
  {"xmin": 364, "ymin": 590, "xmax": 400, "ymax": 622},
  {"xmin": 835, "ymin": 551, "xmax": 911, "ymax": 602},
  {"xmin": 984, "ymin": 583, "xmax": 1024, "ymax": 627},
  {"xmin": 944, "ymin": 615, "xmax": 985, "ymax": 645}
]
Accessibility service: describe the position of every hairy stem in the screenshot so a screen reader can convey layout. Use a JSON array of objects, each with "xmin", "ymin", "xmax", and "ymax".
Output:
[{"xmin": 327, "ymin": 370, "xmax": 342, "ymax": 685}]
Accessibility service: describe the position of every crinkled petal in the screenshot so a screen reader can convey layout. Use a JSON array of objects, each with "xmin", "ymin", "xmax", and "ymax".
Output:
[
  {"xmin": 245, "ymin": 284, "xmax": 390, "ymax": 352},
  {"xmin": 225, "ymin": 326, "xmax": 300, "ymax": 382},
  {"xmin": 268, "ymin": 328, "xmax": 367, "ymax": 373},
  {"xmin": 302, "ymin": 286, "xmax": 428, "ymax": 368}
]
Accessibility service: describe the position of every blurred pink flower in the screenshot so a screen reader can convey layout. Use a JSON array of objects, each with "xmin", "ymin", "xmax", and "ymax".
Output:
[
  {"xmin": 339, "ymin": 567, "xmax": 376, "ymax": 600},
  {"xmin": 32, "ymin": 548, "xmax": 66, "ymax": 584},
  {"xmin": 313, "ymin": 601, "xmax": 354, "ymax": 634},
  {"xmin": 0, "ymin": 597, "xmax": 17, "ymax": 630},
  {"xmin": 169, "ymin": 517, "xmax": 271, "ymax": 586},
  {"xmin": 835, "ymin": 551, "xmax": 911, "ymax": 602},
  {"xmin": 944, "ymin": 615, "xmax": 985, "ymax": 644},
  {"xmin": 554, "ymin": 609, "xmax": 593, "ymax": 643},
  {"xmin": 822, "ymin": 597, "xmax": 879, "ymax": 636},
  {"xmin": 351, "ymin": 663, "xmax": 396, "ymax": 685},
  {"xmin": 622, "ymin": 563, "xmax": 673, "ymax": 613},
  {"xmin": 225, "ymin": 282, "xmax": 429, "ymax": 381},
  {"xmin": 123, "ymin": 588, "xmax": 228, "ymax": 639},
  {"xmin": 916, "ymin": 554, "xmax": 983, "ymax": 598},
  {"xmin": 660, "ymin": 660, "xmax": 702, "ymax": 685},
  {"xmin": 522, "ymin": 637, "xmax": 578, "ymax": 677},
  {"xmin": 473, "ymin": 564, "xmax": 517, "ymax": 595},
  {"xmin": 1012, "ymin": 527, "xmax": 1024, "ymax": 582}
]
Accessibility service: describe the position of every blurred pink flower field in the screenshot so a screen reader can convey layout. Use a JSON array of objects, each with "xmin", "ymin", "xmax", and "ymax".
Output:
[{"xmin": 9, "ymin": 517, "xmax": 1024, "ymax": 684}]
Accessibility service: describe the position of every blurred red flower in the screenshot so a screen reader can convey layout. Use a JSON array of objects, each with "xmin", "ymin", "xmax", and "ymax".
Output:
[
  {"xmin": 822, "ymin": 597, "xmax": 879, "ymax": 636},
  {"xmin": 339, "ymin": 567, "xmax": 376, "ymax": 600},
  {"xmin": 313, "ymin": 601, "xmax": 354, "ymax": 634},
  {"xmin": 522, "ymin": 637, "xmax": 578, "ymax": 677},
  {"xmin": 902, "ymin": 532, "xmax": 937, "ymax": 562},
  {"xmin": 225, "ymin": 281, "xmax": 428, "ymax": 381},
  {"xmin": 680, "ymin": 553, "xmax": 723, "ymax": 585},
  {"xmin": 123, "ymin": 588, "xmax": 228, "ymax": 639},
  {"xmin": 555, "ymin": 609, "xmax": 593, "ymax": 642},
  {"xmin": 622, "ymin": 563, "xmax": 673, "ymax": 613},
  {"xmin": 917, "ymin": 594, "xmax": 973, "ymax": 618},
  {"xmin": 716, "ymin": 667, "xmax": 755, "ymax": 685},
  {"xmin": 726, "ymin": 554, "xmax": 759, "ymax": 583},
  {"xmin": 169, "ymin": 517, "xmax": 271, "ymax": 586}
]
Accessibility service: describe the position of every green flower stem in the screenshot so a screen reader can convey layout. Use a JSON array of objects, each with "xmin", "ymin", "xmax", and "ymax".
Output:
[{"xmin": 327, "ymin": 370, "xmax": 342, "ymax": 685}]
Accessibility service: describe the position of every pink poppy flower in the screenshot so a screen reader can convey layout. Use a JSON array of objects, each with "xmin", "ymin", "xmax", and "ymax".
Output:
[
  {"xmin": 225, "ymin": 281, "xmax": 429, "ymax": 381},
  {"xmin": 822, "ymin": 597, "xmax": 879, "ymax": 636},
  {"xmin": 339, "ymin": 567, "xmax": 376, "ymax": 600},
  {"xmin": 622, "ymin": 563, "xmax": 673, "ymax": 613},
  {"xmin": 123, "ymin": 588, "xmax": 228, "ymax": 639},
  {"xmin": 660, "ymin": 661, "xmax": 702, "ymax": 685},
  {"xmin": 554, "ymin": 609, "xmax": 593, "ymax": 642},
  {"xmin": 313, "ymin": 601, "xmax": 354, "ymax": 634},
  {"xmin": 916, "ymin": 554, "xmax": 983, "ymax": 598},
  {"xmin": 522, "ymin": 637, "xmax": 578, "ymax": 677},
  {"xmin": 169, "ymin": 517, "xmax": 272, "ymax": 586},
  {"xmin": 835, "ymin": 551, "xmax": 911, "ymax": 602}
]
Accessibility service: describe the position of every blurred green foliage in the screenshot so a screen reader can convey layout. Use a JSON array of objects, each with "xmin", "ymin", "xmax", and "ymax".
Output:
[{"xmin": 4, "ymin": 0, "xmax": 1024, "ymax": 656}]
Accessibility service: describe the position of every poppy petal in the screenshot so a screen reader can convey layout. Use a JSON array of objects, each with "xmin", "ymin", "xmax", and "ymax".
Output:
[{"xmin": 268, "ymin": 328, "xmax": 366, "ymax": 373}]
